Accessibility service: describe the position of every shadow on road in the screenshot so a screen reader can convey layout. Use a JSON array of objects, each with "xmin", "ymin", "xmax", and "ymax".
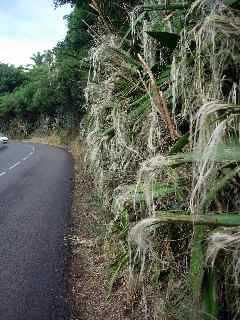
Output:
[{"xmin": 0, "ymin": 145, "xmax": 8, "ymax": 151}]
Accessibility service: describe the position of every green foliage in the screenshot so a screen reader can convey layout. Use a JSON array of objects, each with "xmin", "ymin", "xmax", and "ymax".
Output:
[
  {"xmin": 202, "ymin": 270, "xmax": 218, "ymax": 320},
  {"xmin": 143, "ymin": 4, "xmax": 190, "ymax": 11},
  {"xmin": 0, "ymin": 63, "xmax": 27, "ymax": 94},
  {"xmin": 224, "ymin": 0, "xmax": 240, "ymax": 6},
  {"xmin": 0, "ymin": 63, "xmax": 70, "ymax": 129},
  {"xmin": 107, "ymin": 250, "xmax": 128, "ymax": 298},
  {"xmin": 107, "ymin": 209, "xmax": 129, "ymax": 297},
  {"xmin": 0, "ymin": 0, "xmax": 96, "ymax": 132},
  {"xmin": 169, "ymin": 133, "xmax": 190, "ymax": 155},
  {"xmin": 30, "ymin": 52, "xmax": 46, "ymax": 66},
  {"xmin": 113, "ymin": 209, "xmax": 129, "ymax": 235},
  {"xmin": 147, "ymin": 31, "xmax": 180, "ymax": 50},
  {"xmin": 63, "ymin": 4, "xmax": 96, "ymax": 51}
]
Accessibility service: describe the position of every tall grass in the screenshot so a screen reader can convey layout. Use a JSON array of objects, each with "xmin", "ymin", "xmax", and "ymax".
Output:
[{"xmin": 84, "ymin": 0, "xmax": 240, "ymax": 318}]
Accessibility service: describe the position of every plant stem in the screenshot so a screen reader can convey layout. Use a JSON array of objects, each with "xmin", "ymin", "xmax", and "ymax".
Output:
[
  {"xmin": 190, "ymin": 225, "xmax": 205, "ymax": 319},
  {"xmin": 152, "ymin": 212, "xmax": 240, "ymax": 226},
  {"xmin": 138, "ymin": 54, "xmax": 180, "ymax": 140}
]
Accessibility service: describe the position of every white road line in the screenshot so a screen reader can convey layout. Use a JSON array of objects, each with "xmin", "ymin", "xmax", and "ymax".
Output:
[
  {"xmin": 9, "ymin": 161, "xmax": 21, "ymax": 170},
  {"xmin": 21, "ymin": 146, "xmax": 35, "ymax": 162},
  {"xmin": 0, "ymin": 143, "xmax": 36, "ymax": 177},
  {"xmin": 23, "ymin": 154, "xmax": 31, "ymax": 160}
]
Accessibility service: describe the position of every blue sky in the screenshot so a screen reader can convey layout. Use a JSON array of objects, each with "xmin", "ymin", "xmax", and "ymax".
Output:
[{"xmin": 0, "ymin": 0, "xmax": 72, "ymax": 66}]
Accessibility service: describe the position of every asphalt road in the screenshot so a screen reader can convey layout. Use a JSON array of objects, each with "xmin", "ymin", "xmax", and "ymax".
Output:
[{"xmin": 0, "ymin": 142, "xmax": 73, "ymax": 320}]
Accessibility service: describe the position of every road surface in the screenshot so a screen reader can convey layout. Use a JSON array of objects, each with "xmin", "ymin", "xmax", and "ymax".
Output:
[{"xmin": 0, "ymin": 142, "xmax": 73, "ymax": 320}]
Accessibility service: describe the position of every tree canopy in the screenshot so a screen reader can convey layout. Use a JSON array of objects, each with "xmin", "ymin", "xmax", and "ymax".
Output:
[{"xmin": 0, "ymin": 63, "xmax": 27, "ymax": 95}]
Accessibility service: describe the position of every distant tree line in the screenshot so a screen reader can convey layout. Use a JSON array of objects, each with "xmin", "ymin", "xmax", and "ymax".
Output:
[{"xmin": 0, "ymin": 0, "xmax": 138, "ymax": 133}]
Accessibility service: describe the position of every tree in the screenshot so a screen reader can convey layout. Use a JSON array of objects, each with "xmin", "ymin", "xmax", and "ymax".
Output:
[
  {"xmin": 0, "ymin": 63, "xmax": 27, "ymax": 95},
  {"xmin": 30, "ymin": 52, "xmax": 46, "ymax": 66}
]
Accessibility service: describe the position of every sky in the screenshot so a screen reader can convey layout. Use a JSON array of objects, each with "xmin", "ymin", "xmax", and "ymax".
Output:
[{"xmin": 0, "ymin": 0, "xmax": 72, "ymax": 66}]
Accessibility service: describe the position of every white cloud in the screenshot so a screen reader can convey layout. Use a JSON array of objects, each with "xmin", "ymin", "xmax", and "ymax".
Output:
[
  {"xmin": 0, "ymin": 38, "xmax": 59, "ymax": 66},
  {"xmin": 0, "ymin": 1, "xmax": 72, "ymax": 66}
]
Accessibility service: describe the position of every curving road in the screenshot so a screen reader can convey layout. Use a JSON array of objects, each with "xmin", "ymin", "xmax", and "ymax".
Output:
[{"xmin": 0, "ymin": 142, "xmax": 73, "ymax": 320}]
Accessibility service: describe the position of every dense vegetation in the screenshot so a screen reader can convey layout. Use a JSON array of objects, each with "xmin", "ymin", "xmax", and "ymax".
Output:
[
  {"xmin": 1, "ymin": 0, "xmax": 240, "ymax": 318},
  {"xmin": 0, "ymin": 1, "xmax": 92, "ymax": 134}
]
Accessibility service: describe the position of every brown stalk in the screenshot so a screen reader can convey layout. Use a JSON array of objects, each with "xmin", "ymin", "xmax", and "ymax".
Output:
[
  {"xmin": 89, "ymin": 0, "xmax": 114, "ymax": 33},
  {"xmin": 138, "ymin": 54, "xmax": 180, "ymax": 140},
  {"xmin": 89, "ymin": 0, "xmax": 99, "ymax": 12},
  {"xmin": 163, "ymin": 12, "xmax": 176, "ymax": 22}
]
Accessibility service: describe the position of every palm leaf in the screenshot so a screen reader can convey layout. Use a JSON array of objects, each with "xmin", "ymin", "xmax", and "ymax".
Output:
[{"xmin": 147, "ymin": 31, "xmax": 180, "ymax": 50}]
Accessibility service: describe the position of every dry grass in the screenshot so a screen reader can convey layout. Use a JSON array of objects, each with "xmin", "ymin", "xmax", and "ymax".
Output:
[
  {"xmin": 68, "ymin": 140, "xmax": 134, "ymax": 320},
  {"xmin": 29, "ymin": 133, "xmax": 62, "ymax": 147}
]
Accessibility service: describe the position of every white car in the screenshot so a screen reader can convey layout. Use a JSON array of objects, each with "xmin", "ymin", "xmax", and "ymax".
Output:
[{"xmin": 0, "ymin": 133, "xmax": 8, "ymax": 144}]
